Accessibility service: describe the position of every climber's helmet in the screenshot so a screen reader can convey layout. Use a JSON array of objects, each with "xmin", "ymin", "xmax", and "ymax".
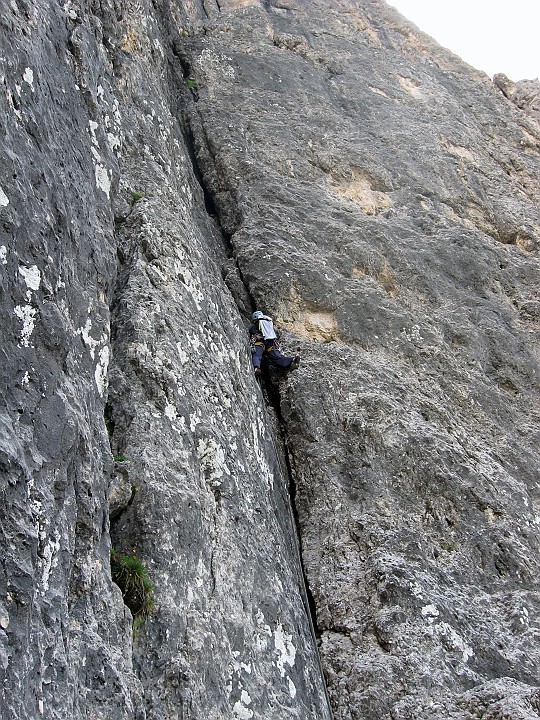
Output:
[{"xmin": 252, "ymin": 311, "xmax": 265, "ymax": 321}]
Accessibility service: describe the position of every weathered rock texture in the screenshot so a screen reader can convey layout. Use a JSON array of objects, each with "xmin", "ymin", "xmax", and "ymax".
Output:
[
  {"xmin": 494, "ymin": 73, "xmax": 540, "ymax": 123},
  {"xmin": 0, "ymin": 2, "xmax": 330, "ymax": 718},
  {"xmin": 1, "ymin": 1, "xmax": 539, "ymax": 719}
]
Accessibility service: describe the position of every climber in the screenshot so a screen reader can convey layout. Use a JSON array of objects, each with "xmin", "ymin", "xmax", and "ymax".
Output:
[{"xmin": 249, "ymin": 310, "xmax": 300, "ymax": 378}]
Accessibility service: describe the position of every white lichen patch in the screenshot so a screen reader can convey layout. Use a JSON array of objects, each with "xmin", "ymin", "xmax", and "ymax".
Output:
[
  {"xmin": 23, "ymin": 67, "xmax": 34, "ymax": 92},
  {"xmin": 14, "ymin": 304, "xmax": 37, "ymax": 346},
  {"xmin": 288, "ymin": 677, "xmax": 297, "ymax": 698},
  {"xmin": 0, "ymin": 187, "xmax": 9, "ymax": 207},
  {"xmin": 63, "ymin": 1, "xmax": 78, "ymax": 20},
  {"xmin": 187, "ymin": 332, "xmax": 201, "ymax": 353},
  {"xmin": 195, "ymin": 558, "xmax": 206, "ymax": 588},
  {"xmin": 232, "ymin": 690, "xmax": 253, "ymax": 720},
  {"xmin": 22, "ymin": 371, "xmax": 30, "ymax": 385},
  {"xmin": 178, "ymin": 266, "xmax": 204, "ymax": 309},
  {"xmin": 95, "ymin": 346, "xmax": 110, "ymax": 396},
  {"xmin": 164, "ymin": 401, "xmax": 178, "ymax": 421},
  {"xmin": 254, "ymin": 610, "xmax": 272, "ymax": 651},
  {"xmin": 112, "ymin": 97, "xmax": 121, "ymax": 125},
  {"xmin": 274, "ymin": 623, "xmax": 296, "ymax": 677},
  {"xmin": 89, "ymin": 120, "xmax": 99, "ymax": 142},
  {"xmin": 249, "ymin": 415, "xmax": 274, "ymax": 490},
  {"xmin": 19, "ymin": 264, "xmax": 41, "ymax": 291},
  {"xmin": 0, "ymin": 245, "xmax": 7, "ymax": 263},
  {"xmin": 232, "ymin": 658, "xmax": 252, "ymax": 675},
  {"xmin": 421, "ymin": 604, "xmax": 439, "ymax": 622},
  {"xmin": 436, "ymin": 622, "xmax": 474, "ymax": 662},
  {"xmin": 176, "ymin": 342, "xmax": 189, "ymax": 365},
  {"xmin": 197, "ymin": 437, "xmax": 228, "ymax": 485},
  {"xmin": 77, "ymin": 319, "xmax": 101, "ymax": 359},
  {"xmin": 189, "ymin": 409, "xmax": 202, "ymax": 433},
  {"xmin": 40, "ymin": 534, "xmax": 60, "ymax": 593},
  {"xmin": 95, "ymin": 164, "xmax": 111, "ymax": 197},
  {"xmin": 107, "ymin": 132, "xmax": 121, "ymax": 153},
  {"xmin": 232, "ymin": 688, "xmax": 253, "ymax": 720}
]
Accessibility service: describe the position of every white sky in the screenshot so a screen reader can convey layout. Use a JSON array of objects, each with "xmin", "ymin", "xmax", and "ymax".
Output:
[{"xmin": 388, "ymin": 0, "xmax": 539, "ymax": 82}]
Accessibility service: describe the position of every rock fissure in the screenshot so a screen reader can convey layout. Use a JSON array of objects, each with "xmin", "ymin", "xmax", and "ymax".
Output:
[
  {"xmin": 263, "ymin": 375, "xmax": 322, "ymax": 630},
  {"xmin": 177, "ymin": 57, "xmax": 334, "ymax": 715},
  {"xmin": 259, "ymin": 374, "xmax": 336, "ymax": 718}
]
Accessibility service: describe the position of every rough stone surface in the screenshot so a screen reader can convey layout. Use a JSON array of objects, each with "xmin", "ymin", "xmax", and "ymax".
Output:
[
  {"xmin": 1, "ymin": 2, "xmax": 330, "ymax": 718},
  {"xmin": 494, "ymin": 74, "xmax": 540, "ymax": 122},
  {"xmin": 1, "ymin": 1, "xmax": 540, "ymax": 719},
  {"xmin": 175, "ymin": 1, "xmax": 540, "ymax": 718}
]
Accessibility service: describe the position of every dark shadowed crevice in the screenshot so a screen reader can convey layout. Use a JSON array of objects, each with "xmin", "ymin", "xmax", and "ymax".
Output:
[
  {"xmin": 178, "ymin": 99, "xmax": 323, "ymax": 625},
  {"xmin": 179, "ymin": 113, "xmax": 257, "ymax": 312},
  {"xmin": 262, "ymin": 373, "xmax": 322, "ymax": 638},
  {"xmin": 181, "ymin": 117, "xmax": 223, "ymax": 221}
]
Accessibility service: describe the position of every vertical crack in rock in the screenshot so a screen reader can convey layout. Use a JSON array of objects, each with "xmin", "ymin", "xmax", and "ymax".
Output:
[
  {"xmin": 264, "ymin": 377, "xmax": 322, "ymax": 637},
  {"xmin": 260, "ymin": 373, "xmax": 336, "ymax": 716},
  {"xmin": 177, "ymin": 84, "xmax": 334, "ymax": 715},
  {"xmin": 97, "ymin": 5, "xmax": 334, "ymax": 717},
  {"xmin": 166, "ymin": 21, "xmax": 333, "ymax": 709}
]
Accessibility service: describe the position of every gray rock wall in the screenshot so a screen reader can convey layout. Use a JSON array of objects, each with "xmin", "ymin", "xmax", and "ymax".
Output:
[
  {"xmin": 1, "ymin": 1, "xmax": 330, "ymax": 718},
  {"xmin": 0, "ymin": 3, "xmax": 139, "ymax": 718},
  {"xmin": 1, "ymin": 1, "xmax": 539, "ymax": 719},
  {"xmin": 171, "ymin": 1, "xmax": 540, "ymax": 718}
]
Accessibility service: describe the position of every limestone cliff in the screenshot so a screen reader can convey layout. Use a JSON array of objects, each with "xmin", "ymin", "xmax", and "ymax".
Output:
[{"xmin": 1, "ymin": 1, "xmax": 539, "ymax": 720}]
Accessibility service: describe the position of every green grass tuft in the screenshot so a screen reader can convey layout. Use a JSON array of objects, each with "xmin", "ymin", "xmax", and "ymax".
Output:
[{"xmin": 111, "ymin": 549, "xmax": 155, "ymax": 623}]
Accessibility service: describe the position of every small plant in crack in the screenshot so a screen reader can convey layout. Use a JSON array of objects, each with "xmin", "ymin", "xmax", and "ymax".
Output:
[
  {"xmin": 440, "ymin": 540, "xmax": 458, "ymax": 552},
  {"xmin": 111, "ymin": 549, "xmax": 155, "ymax": 625},
  {"xmin": 130, "ymin": 190, "xmax": 145, "ymax": 202},
  {"xmin": 184, "ymin": 77, "xmax": 197, "ymax": 90},
  {"xmin": 113, "ymin": 453, "xmax": 128, "ymax": 463}
]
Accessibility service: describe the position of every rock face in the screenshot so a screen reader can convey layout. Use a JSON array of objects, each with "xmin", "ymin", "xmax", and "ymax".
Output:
[
  {"xmin": 0, "ymin": 2, "xmax": 330, "ymax": 718},
  {"xmin": 1, "ymin": 1, "xmax": 539, "ymax": 720},
  {"xmin": 494, "ymin": 73, "xmax": 540, "ymax": 122}
]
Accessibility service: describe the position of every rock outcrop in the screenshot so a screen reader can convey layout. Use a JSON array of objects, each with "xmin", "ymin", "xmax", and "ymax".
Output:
[
  {"xmin": 494, "ymin": 73, "xmax": 540, "ymax": 122},
  {"xmin": 1, "ymin": 1, "xmax": 539, "ymax": 719}
]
